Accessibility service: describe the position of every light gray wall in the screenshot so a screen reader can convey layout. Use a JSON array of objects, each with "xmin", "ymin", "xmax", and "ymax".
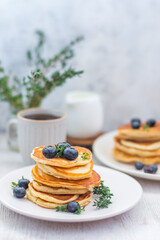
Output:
[{"xmin": 1, "ymin": 0, "xmax": 160, "ymax": 131}]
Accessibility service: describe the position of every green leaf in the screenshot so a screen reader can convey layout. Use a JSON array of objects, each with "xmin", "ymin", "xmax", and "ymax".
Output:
[
  {"xmin": 143, "ymin": 125, "xmax": 150, "ymax": 131},
  {"xmin": 11, "ymin": 182, "xmax": 18, "ymax": 189},
  {"xmin": 81, "ymin": 152, "xmax": 89, "ymax": 160},
  {"xmin": 74, "ymin": 205, "xmax": 85, "ymax": 214},
  {"xmin": 27, "ymin": 50, "xmax": 32, "ymax": 61}
]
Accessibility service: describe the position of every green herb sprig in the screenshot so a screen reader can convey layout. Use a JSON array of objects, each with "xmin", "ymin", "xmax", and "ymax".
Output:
[
  {"xmin": 81, "ymin": 152, "xmax": 89, "ymax": 160},
  {"xmin": 55, "ymin": 145, "xmax": 66, "ymax": 158},
  {"xmin": 0, "ymin": 31, "xmax": 84, "ymax": 114},
  {"xmin": 143, "ymin": 125, "xmax": 150, "ymax": 131},
  {"xmin": 56, "ymin": 206, "xmax": 68, "ymax": 212},
  {"xmin": 11, "ymin": 176, "xmax": 26, "ymax": 189},
  {"xmin": 56, "ymin": 205, "xmax": 85, "ymax": 214},
  {"xmin": 93, "ymin": 181, "xmax": 113, "ymax": 209},
  {"xmin": 11, "ymin": 182, "xmax": 18, "ymax": 189}
]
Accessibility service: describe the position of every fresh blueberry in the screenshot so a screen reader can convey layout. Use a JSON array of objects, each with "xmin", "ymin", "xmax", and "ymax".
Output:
[
  {"xmin": 67, "ymin": 201, "xmax": 79, "ymax": 213},
  {"xmin": 63, "ymin": 147, "xmax": 78, "ymax": 160},
  {"xmin": 131, "ymin": 121, "xmax": 140, "ymax": 129},
  {"xmin": 144, "ymin": 166, "xmax": 155, "ymax": 174},
  {"xmin": 56, "ymin": 142, "xmax": 71, "ymax": 149},
  {"xmin": 13, "ymin": 187, "xmax": 26, "ymax": 198},
  {"xmin": 42, "ymin": 146, "xmax": 57, "ymax": 158},
  {"xmin": 135, "ymin": 162, "xmax": 144, "ymax": 170},
  {"xmin": 149, "ymin": 164, "xmax": 158, "ymax": 173},
  {"xmin": 131, "ymin": 118, "xmax": 141, "ymax": 124},
  {"xmin": 18, "ymin": 178, "xmax": 30, "ymax": 189},
  {"xmin": 146, "ymin": 119, "xmax": 156, "ymax": 127}
]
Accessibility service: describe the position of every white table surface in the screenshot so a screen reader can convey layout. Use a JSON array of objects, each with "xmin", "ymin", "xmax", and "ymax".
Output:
[{"xmin": 0, "ymin": 133, "xmax": 160, "ymax": 240}]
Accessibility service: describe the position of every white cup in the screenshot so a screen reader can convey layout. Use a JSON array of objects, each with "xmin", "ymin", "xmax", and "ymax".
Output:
[
  {"xmin": 17, "ymin": 108, "xmax": 66, "ymax": 165},
  {"xmin": 65, "ymin": 91, "xmax": 103, "ymax": 139}
]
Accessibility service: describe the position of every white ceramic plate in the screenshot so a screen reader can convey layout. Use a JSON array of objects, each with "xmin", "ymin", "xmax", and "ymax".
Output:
[
  {"xmin": 0, "ymin": 165, "xmax": 142, "ymax": 222},
  {"xmin": 93, "ymin": 130, "xmax": 160, "ymax": 181}
]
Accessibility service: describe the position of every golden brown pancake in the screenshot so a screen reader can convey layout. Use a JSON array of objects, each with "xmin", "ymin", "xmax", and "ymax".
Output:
[
  {"xmin": 113, "ymin": 148, "xmax": 160, "ymax": 165},
  {"xmin": 29, "ymin": 182, "xmax": 79, "ymax": 204},
  {"xmin": 118, "ymin": 122, "xmax": 160, "ymax": 141},
  {"xmin": 120, "ymin": 138, "xmax": 160, "ymax": 151},
  {"xmin": 37, "ymin": 161, "xmax": 93, "ymax": 180},
  {"xmin": 114, "ymin": 137, "xmax": 160, "ymax": 157},
  {"xmin": 31, "ymin": 146, "xmax": 92, "ymax": 168},
  {"xmin": 32, "ymin": 165, "xmax": 101, "ymax": 189},
  {"xmin": 26, "ymin": 188, "xmax": 92, "ymax": 209},
  {"xmin": 33, "ymin": 180, "xmax": 88, "ymax": 195}
]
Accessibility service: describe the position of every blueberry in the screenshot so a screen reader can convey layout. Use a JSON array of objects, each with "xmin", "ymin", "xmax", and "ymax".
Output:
[
  {"xmin": 131, "ymin": 121, "xmax": 140, "ymax": 129},
  {"xmin": 56, "ymin": 142, "xmax": 71, "ymax": 149},
  {"xmin": 131, "ymin": 118, "xmax": 141, "ymax": 124},
  {"xmin": 144, "ymin": 166, "xmax": 154, "ymax": 174},
  {"xmin": 135, "ymin": 162, "xmax": 144, "ymax": 170},
  {"xmin": 42, "ymin": 146, "xmax": 57, "ymax": 158},
  {"xmin": 63, "ymin": 147, "xmax": 78, "ymax": 160},
  {"xmin": 149, "ymin": 164, "xmax": 158, "ymax": 173},
  {"xmin": 13, "ymin": 187, "xmax": 26, "ymax": 198},
  {"xmin": 67, "ymin": 201, "xmax": 79, "ymax": 213},
  {"xmin": 146, "ymin": 119, "xmax": 156, "ymax": 127},
  {"xmin": 18, "ymin": 178, "xmax": 30, "ymax": 189}
]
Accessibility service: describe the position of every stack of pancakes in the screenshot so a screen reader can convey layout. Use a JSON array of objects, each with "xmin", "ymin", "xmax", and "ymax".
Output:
[
  {"xmin": 26, "ymin": 146, "xmax": 101, "ymax": 209},
  {"xmin": 113, "ymin": 122, "xmax": 160, "ymax": 165}
]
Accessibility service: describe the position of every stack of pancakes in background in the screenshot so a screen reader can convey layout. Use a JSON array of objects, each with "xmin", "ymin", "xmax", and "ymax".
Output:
[
  {"xmin": 26, "ymin": 146, "xmax": 101, "ymax": 209},
  {"xmin": 113, "ymin": 122, "xmax": 160, "ymax": 165}
]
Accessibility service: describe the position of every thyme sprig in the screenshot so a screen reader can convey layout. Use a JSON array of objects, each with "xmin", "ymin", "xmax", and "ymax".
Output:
[
  {"xmin": 11, "ymin": 182, "xmax": 18, "ymax": 189},
  {"xmin": 56, "ymin": 205, "xmax": 85, "ymax": 214},
  {"xmin": 143, "ymin": 125, "xmax": 150, "ymax": 131},
  {"xmin": 55, "ymin": 145, "xmax": 65, "ymax": 158},
  {"xmin": 11, "ymin": 176, "xmax": 26, "ymax": 189},
  {"xmin": 93, "ymin": 181, "xmax": 113, "ymax": 209},
  {"xmin": 81, "ymin": 152, "xmax": 89, "ymax": 160},
  {"xmin": 0, "ymin": 31, "xmax": 84, "ymax": 114},
  {"xmin": 56, "ymin": 206, "xmax": 68, "ymax": 212}
]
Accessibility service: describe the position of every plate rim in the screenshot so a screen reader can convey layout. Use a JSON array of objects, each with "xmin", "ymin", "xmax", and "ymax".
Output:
[
  {"xmin": 0, "ymin": 164, "xmax": 143, "ymax": 222},
  {"xmin": 93, "ymin": 130, "xmax": 160, "ymax": 181}
]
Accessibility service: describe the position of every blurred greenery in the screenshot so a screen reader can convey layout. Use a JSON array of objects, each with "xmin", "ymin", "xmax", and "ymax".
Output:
[{"xmin": 0, "ymin": 31, "xmax": 84, "ymax": 114}]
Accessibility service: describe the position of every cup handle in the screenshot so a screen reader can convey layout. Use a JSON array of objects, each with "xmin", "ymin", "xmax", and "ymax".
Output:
[{"xmin": 7, "ymin": 118, "xmax": 18, "ymax": 149}]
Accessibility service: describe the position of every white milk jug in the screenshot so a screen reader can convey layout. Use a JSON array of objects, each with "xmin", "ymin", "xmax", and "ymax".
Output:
[{"xmin": 65, "ymin": 91, "xmax": 103, "ymax": 139}]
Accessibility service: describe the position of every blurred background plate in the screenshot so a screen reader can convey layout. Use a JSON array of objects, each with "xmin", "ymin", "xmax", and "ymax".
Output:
[{"xmin": 93, "ymin": 131, "xmax": 160, "ymax": 181}]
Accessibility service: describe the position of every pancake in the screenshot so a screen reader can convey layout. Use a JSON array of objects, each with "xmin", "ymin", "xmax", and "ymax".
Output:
[
  {"xmin": 31, "ymin": 146, "xmax": 92, "ymax": 168},
  {"xmin": 26, "ymin": 188, "xmax": 92, "ymax": 209},
  {"xmin": 37, "ymin": 161, "xmax": 93, "ymax": 180},
  {"xmin": 118, "ymin": 122, "xmax": 160, "ymax": 141},
  {"xmin": 33, "ymin": 180, "xmax": 88, "ymax": 195},
  {"xmin": 120, "ymin": 138, "xmax": 160, "ymax": 151},
  {"xmin": 28, "ymin": 182, "xmax": 79, "ymax": 204},
  {"xmin": 32, "ymin": 165, "xmax": 101, "ymax": 189},
  {"xmin": 114, "ymin": 138, "xmax": 160, "ymax": 157},
  {"xmin": 113, "ymin": 148, "xmax": 160, "ymax": 165}
]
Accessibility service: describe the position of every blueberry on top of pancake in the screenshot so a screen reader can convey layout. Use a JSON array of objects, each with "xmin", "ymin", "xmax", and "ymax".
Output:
[
  {"xmin": 131, "ymin": 118, "xmax": 141, "ymax": 129},
  {"xmin": 56, "ymin": 142, "xmax": 71, "ymax": 149},
  {"xmin": 63, "ymin": 147, "xmax": 78, "ymax": 160},
  {"xmin": 146, "ymin": 119, "xmax": 156, "ymax": 127},
  {"xmin": 42, "ymin": 146, "xmax": 57, "ymax": 158},
  {"xmin": 131, "ymin": 118, "xmax": 141, "ymax": 124}
]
